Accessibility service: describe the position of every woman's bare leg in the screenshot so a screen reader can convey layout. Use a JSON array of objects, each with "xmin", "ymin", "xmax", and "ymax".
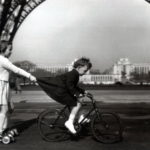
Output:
[
  {"xmin": 0, "ymin": 105, "xmax": 8, "ymax": 135},
  {"xmin": 65, "ymin": 102, "xmax": 81, "ymax": 134}
]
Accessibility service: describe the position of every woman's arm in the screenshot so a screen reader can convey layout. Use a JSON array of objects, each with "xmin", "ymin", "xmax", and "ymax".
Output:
[{"xmin": 2, "ymin": 57, "xmax": 36, "ymax": 81}]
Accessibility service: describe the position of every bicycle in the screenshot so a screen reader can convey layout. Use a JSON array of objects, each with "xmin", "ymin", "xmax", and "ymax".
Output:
[{"xmin": 37, "ymin": 94, "xmax": 123, "ymax": 143}]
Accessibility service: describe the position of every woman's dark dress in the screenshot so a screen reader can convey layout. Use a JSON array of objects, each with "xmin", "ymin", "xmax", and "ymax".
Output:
[{"xmin": 37, "ymin": 69, "xmax": 85, "ymax": 106}]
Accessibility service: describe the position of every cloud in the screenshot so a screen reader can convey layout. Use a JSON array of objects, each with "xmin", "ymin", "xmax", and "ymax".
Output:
[{"xmin": 11, "ymin": 0, "xmax": 150, "ymax": 70}]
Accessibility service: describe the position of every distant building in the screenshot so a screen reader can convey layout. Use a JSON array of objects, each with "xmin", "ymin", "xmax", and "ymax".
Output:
[
  {"xmin": 112, "ymin": 58, "xmax": 133, "ymax": 82},
  {"xmin": 31, "ymin": 64, "xmax": 69, "ymax": 74},
  {"xmin": 80, "ymin": 74, "xmax": 115, "ymax": 85},
  {"xmin": 112, "ymin": 58, "xmax": 150, "ymax": 82},
  {"xmin": 28, "ymin": 58, "xmax": 150, "ymax": 85},
  {"xmin": 80, "ymin": 58, "xmax": 150, "ymax": 84},
  {"xmin": 133, "ymin": 63, "xmax": 150, "ymax": 74}
]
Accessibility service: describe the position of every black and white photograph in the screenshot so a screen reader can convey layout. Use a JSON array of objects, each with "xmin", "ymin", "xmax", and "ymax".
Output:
[{"xmin": 1, "ymin": 0, "xmax": 150, "ymax": 149}]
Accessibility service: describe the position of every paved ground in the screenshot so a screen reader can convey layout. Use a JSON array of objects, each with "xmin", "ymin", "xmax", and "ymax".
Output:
[
  {"xmin": 11, "ymin": 89, "xmax": 150, "ymax": 120},
  {"xmin": 0, "ymin": 90, "xmax": 150, "ymax": 150},
  {"xmin": 1, "ymin": 102, "xmax": 150, "ymax": 150},
  {"xmin": 11, "ymin": 90, "xmax": 150, "ymax": 103}
]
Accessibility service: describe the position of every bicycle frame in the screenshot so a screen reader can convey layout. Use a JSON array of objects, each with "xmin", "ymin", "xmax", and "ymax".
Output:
[
  {"xmin": 38, "ymin": 94, "xmax": 122, "ymax": 143},
  {"xmin": 77, "ymin": 96, "xmax": 100, "ymax": 125},
  {"xmin": 51, "ymin": 95, "xmax": 99, "ymax": 126},
  {"xmin": 52, "ymin": 105, "xmax": 69, "ymax": 127}
]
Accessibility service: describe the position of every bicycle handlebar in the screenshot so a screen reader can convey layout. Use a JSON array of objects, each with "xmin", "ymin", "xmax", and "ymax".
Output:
[
  {"xmin": 84, "ymin": 93, "xmax": 96, "ymax": 104},
  {"xmin": 85, "ymin": 93, "xmax": 93, "ymax": 99},
  {"xmin": 78, "ymin": 92, "xmax": 96, "ymax": 104}
]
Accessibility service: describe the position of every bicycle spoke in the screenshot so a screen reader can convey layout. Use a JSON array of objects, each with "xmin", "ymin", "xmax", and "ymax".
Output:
[
  {"xmin": 39, "ymin": 120, "xmax": 52, "ymax": 127},
  {"xmin": 91, "ymin": 112, "xmax": 122, "ymax": 143},
  {"xmin": 38, "ymin": 109, "xmax": 70, "ymax": 142}
]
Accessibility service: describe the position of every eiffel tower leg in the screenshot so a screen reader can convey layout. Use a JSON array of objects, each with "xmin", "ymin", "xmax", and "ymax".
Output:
[{"xmin": 0, "ymin": 0, "xmax": 46, "ymax": 43}]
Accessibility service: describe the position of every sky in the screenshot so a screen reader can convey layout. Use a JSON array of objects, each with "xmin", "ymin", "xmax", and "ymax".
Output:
[{"xmin": 11, "ymin": 0, "xmax": 150, "ymax": 71}]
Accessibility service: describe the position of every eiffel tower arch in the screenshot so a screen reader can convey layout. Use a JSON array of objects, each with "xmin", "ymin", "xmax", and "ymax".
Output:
[
  {"xmin": 145, "ymin": 0, "xmax": 150, "ymax": 3},
  {"xmin": 0, "ymin": 0, "xmax": 46, "ymax": 44}
]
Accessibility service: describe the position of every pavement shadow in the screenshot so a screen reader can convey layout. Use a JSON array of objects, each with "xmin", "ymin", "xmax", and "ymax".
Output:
[{"xmin": 10, "ymin": 118, "xmax": 37, "ymax": 133}]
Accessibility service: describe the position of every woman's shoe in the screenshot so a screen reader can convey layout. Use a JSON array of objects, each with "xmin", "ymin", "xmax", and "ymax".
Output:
[{"xmin": 65, "ymin": 121, "xmax": 77, "ymax": 134}]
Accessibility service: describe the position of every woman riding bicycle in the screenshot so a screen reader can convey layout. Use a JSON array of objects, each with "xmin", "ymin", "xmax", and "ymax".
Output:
[{"xmin": 38, "ymin": 57, "xmax": 92, "ymax": 134}]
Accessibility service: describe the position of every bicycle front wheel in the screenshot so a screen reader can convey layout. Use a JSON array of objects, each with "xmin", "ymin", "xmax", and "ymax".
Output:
[
  {"xmin": 91, "ymin": 112, "xmax": 122, "ymax": 144},
  {"xmin": 38, "ymin": 109, "xmax": 70, "ymax": 142}
]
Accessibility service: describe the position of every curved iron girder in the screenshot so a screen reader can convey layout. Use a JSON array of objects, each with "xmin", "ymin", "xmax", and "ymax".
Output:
[{"xmin": 0, "ymin": 0, "xmax": 46, "ymax": 43}]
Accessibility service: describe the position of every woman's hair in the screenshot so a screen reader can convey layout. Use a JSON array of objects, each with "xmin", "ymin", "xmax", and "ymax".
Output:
[
  {"xmin": 0, "ymin": 40, "xmax": 11, "ymax": 53},
  {"xmin": 73, "ymin": 57, "xmax": 92, "ymax": 69}
]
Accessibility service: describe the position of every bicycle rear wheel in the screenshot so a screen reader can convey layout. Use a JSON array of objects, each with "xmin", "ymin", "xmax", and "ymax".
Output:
[
  {"xmin": 38, "ymin": 109, "xmax": 70, "ymax": 142},
  {"xmin": 91, "ymin": 112, "xmax": 122, "ymax": 144}
]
